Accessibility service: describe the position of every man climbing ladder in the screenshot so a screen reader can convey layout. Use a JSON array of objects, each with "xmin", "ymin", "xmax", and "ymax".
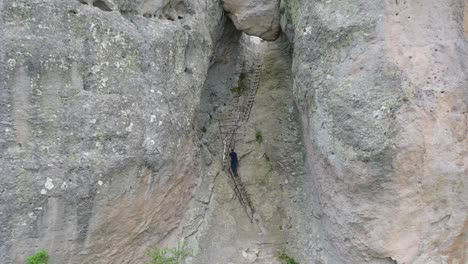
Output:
[
  {"xmin": 217, "ymin": 62, "xmax": 263, "ymax": 223},
  {"xmin": 229, "ymin": 149, "xmax": 238, "ymax": 176}
]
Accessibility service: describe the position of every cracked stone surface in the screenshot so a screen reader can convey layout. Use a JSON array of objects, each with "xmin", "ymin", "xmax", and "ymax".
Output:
[
  {"xmin": 282, "ymin": 0, "xmax": 468, "ymax": 263},
  {"xmin": 1, "ymin": 0, "xmax": 466, "ymax": 263},
  {"xmin": 184, "ymin": 26, "xmax": 305, "ymax": 263},
  {"xmin": 0, "ymin": 0, "xmax": 224, "ymax": 262}
]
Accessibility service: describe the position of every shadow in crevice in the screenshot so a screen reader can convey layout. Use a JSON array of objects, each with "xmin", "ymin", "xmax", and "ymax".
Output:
[
  {"xmin": 75, "ymin": 0, "xmax": 112, "ymax": 12},
  {"xmin": 93, "ymin": 0, "xmax": 112, "ymax": 12}
]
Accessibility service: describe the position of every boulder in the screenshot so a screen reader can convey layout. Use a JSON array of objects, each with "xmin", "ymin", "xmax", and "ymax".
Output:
[{"xmin": 222, "ymin": 0, "xmax": 281, "ymax": 41}]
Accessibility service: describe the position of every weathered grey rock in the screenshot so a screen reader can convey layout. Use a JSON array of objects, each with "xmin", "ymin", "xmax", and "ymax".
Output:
[
  {"xmin": 184, "ymin": 31, "xmax": 304, "ymax": 264},
  {"xmin": 282, "ymin": 0, "xmax": 468, "ymax": 263},
  {"xmin": 0, "ymin": 0, "xmax": 224, "ymax": 263},
  {"xmin": 1, "ymin": 0, "xmax": 466, "ymax": 263},
  {"xmin": 222, "ymin": 0, "xmax": 281, "ymax": 41}
]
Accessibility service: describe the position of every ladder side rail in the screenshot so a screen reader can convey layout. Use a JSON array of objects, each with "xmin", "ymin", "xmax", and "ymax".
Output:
[
  {"xmin": 231, "ymin": 173, "xmax": 255, "ymax": 221},
  {"xmin": 219, "ymin": 62, "xmax": 264, "ymax": 224},
  {"xmin": 227, "ymin": 169, "xmax": 254, "ymax": 222}
]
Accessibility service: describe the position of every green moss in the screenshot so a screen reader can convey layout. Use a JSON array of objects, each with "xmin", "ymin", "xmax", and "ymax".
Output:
[
  {"xmin": 130, "ymin": 53, "xmax": 142, "ymax": 72},
  {"xmin": 231, "ymin": 72, "xmax": 249, "ymax": 96},
  {"xmin": 278, "ymin": 252, "xmax": 299, "ymax": 264},
  {"xmin": 281, "ymin": 0, "xmax": 303, "ymax": 25},
  {"xmin": 307, "ymin": 95, "xmax": 316, "ymax": 113},
  {"xmin": 27, "ymin": 249, "xmax": 49, "ymax": 264},
  {"xmin": 239, "ymin": 72, "xmax": 248, "ymax": 83},
  {"xmin": 5, "ymin": 4, "xmax": 33, "ymax": 22},
  {"xmin": 231, "ymin": 86, "xmax": 243, "ymax": 97},
  {"xmin": 335, "ymin": 32, "xmax": 354, "ymax": 51},
  {"xmin": 315, "ymin": 25, "xmax": 373, "ymax": 65},
  {"xmin": 70, "ymin": 18, "xmax": 88, "ymax": 35},
  {"xmin": 255, "ymin": 130, "xmax": 263, "ymax": 143},
  {"xmin": 146, "ymin": 242, "xmax": 189, "ymax": 264}
]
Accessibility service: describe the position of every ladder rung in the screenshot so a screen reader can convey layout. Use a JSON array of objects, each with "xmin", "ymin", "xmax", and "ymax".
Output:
[
  {"xmin": 218, "ymin": 122, "xmax": 237, "ymax": 125},
  {"xmin": 220, "ymin": 129, "xmax": 237, "ymax": 133},
  {"xmin": 216, "ymin": 118, "xmax": 238, "ymax": 121},
  {"xmin": 221, "ymin": 132, "xmax": 244, "ymax": 135},
  {"xmin": 220, "ymin": 121, "xmax": 238, "ymax": 124},
  {"xmin": 219, "ymin": 66, "xmax": 262, "ymax": 223}
]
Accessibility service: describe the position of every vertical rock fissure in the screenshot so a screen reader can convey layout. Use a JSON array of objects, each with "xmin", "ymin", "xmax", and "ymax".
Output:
[
  {"xmin": 2, "ymin": 1, "xmax": 465, "ymax": 263},
  {"xmin": 92, "ymin": 0, "xmax": 112, "ymax": 12},
  {"xmin": 217, "ymin": 61, "xmax": 263, "ymax": 224},
  {"xmin": 185, "ymin": 21, "xmax": 314, "ymax": 262}
]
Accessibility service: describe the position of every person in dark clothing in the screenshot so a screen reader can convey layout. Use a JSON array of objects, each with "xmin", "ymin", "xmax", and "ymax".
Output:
[{"xmin": 229, "ymin": 149, "xmax": 238, "ymax": 175}]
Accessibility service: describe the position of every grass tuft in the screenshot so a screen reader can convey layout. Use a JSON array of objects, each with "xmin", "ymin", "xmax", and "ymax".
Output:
[
  {"xmin": 255, "ymin": 130, "xmax": 263, "ymax": 143},
  {"xmin": 278, "ymin": 252, "xmax": 300, "ymax": 264},
  {"xmin": 146, "ymin": 242, "xmax": 189, "ymax": 264},
  {"xmin": 27, "ymin": 249, "xmax": 49, "ymax": 264}
]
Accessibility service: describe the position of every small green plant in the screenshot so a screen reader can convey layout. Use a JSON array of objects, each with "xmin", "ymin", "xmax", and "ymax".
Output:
[
  {"xmin": 231, "ymin": 72, "xmax": 249, "ymax": 97},
  {"xmin": 231, "ymin": 86, "xmax": 243, "ymax": 97},
  {"xmin": 146, "ymin": 242, "xmax": 189, "ymax": 264},
  {"xmin": 239, "ymin": 72, "xmax": 248, "ymax": 83},
  {"xmin": 278, "ymin": 252, "xmax": 299, "ymax": 264},
  {"xmin": 255, "ymin": 130, "xmax": 263, "ymax": 143},
  {"xmin": 27, "ymin": 249, "xmax": 49, "ymax": 264}
]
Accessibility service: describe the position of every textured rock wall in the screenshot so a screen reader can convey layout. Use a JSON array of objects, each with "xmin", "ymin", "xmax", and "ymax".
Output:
[
  {"xmin": 283, "ymin": 0, "xmax": 467, "ymax": 263},
  {"xmin": 0, "ymin": 0, "xmax": 224, "ymax": 263},
  {"xmin": 184, "ymin": 31, "xmax": 309, "ymax": 263},
  {"xmin": 1, "ymin": 0, "xmax": 466, "ymax": 263},
  {"xmin": 465, "ymin": 0, "xmax": 468, "ymax": 37}
]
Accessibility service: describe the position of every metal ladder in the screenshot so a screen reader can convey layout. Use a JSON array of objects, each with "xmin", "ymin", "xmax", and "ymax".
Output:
[
  {"xmin": 217, "ymin": 62, "xmax": 263, "ymax": 223},
  {"xmin": 241, "ymin": 63, "xmax": 262, "ymax": 122}
]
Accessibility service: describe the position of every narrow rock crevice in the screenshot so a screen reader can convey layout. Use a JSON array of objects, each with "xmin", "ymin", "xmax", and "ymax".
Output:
[
  {"xmin": 182, "ymin": 14, "xmax": 315, "ymax": 261},
  {"xmin": 92, "ymin": 0, "xmax": 112, "ymax": 12},
  {"xmin": 1, "ymin": 1, "xmax": 466, "ymax": 263},
  {"xmin": 76, "ymin": 0, "xmax": 113, "ymax": 12}
]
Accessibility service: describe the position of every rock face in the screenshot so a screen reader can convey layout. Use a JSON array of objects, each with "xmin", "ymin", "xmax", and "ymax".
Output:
[
  {"xmin": 0, "ymin": 0, "xmax": 224, "ymax": 263},
  {"xmin": 1, "ymin": 0, "xmax": 466, "ymax": 263},
  {"xmin": 184, "ymin": 30, "xmax": 309, "ymax": 263},
  {"xmin": 282, "ymin": 0, "xmax": 468, "ymax": 263},
  {"xmin": 222, "ymin": 0, "xmax": 281, "ymax": 41}
]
